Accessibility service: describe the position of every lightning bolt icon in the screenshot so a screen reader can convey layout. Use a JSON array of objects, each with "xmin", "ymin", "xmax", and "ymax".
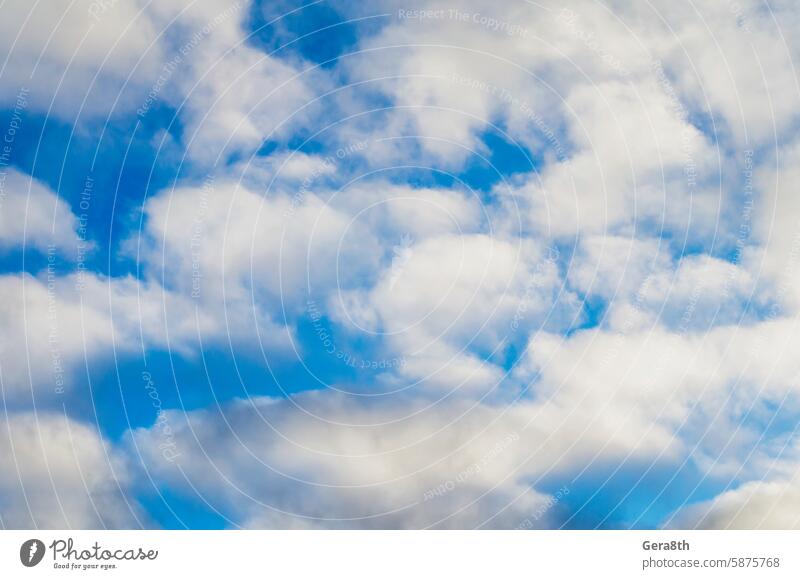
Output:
[{"xmin": 28, "ymin": 542, "xmax": 38, "ymax": 563}]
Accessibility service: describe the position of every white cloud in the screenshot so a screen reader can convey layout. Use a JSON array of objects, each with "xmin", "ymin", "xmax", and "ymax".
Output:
[
  {"xmin": 130, "ymin": 392, "xmax": 570, "ymax": 528},
  {"xmin": 0, "ymin": 0, "xmax": 320, "ymax": 167},
  {"xmin": 330, "ymin": 233, "xmax": 572, "ymax": 393},
  {"xmin": 745, "ymin": 140, "xmax": 800, "ymax": 316},
  {"xmin": 0, "ymin": 264, "xmax": 299, "ymax": 403},
  {"xmin": 514, "ymin": 78, "xmax": 721, "ymax": 240},
  {"xmin": 339, "ymin": 0, "xmax": 796, "ymax": 247},
  {"xmin": 568, "ymin": 234, "xmax": 756, "ymax": 331},
  {"xmin": 669, "ymin": 480, "xmax": 800, "ymax": 529},
  {"xmin": 0, "ymin": 272, "xmax": 193, "ymax": 400},
  {"xmin": 517, "ymin": 314, "xmax": 800, "ymax": 480},
  {"xmin": 0, "ymin": 412, "xmax": 144, "ymax": 528},
  {"xmin": 139, "ymin": 177, "xmax": 359, "ymax": 314},
  {"xmin": 0, "ymin": 0, "xmax": 163, "ymax": 119},
  {"xmin": 0, "ymin": 169, "xmax": 80, "ymax": 253}
]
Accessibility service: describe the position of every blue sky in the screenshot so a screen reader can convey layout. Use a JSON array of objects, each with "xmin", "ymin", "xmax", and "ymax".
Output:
[{"xmin": 2, "ymin": 0, "xmax": 800, "ymax": 530}]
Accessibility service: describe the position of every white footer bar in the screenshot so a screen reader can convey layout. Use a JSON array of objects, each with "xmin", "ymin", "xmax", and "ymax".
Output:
[{"xmin": 1, "ymin": 531, "xmax": 798, "ymax": 578}]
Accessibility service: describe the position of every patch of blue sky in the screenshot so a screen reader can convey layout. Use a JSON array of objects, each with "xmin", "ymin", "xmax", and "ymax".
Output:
[
  {"xmin": 686, "ymin": 109, "xmax": 719, "ymax": 146},
  {"xmin": 735, "ymin": 398, "xmax": 800, "ymax": 453},
  {"xmin": 635, "ymin": 468, "xmax": 764, "ymax": 530},
  {"xmin": 331, "ymin": 126, "xmax": 538, "ymax": 206},
  {"xmin": 634, "ymin": 221, "xmax": 720, "ymax": 262},
  {"xmin": 87, "ymin": 348, "xmax": 316, "ymax": 440},
  {"xmin": 567, "ymin": 296, "xmax": 607, "ymax": 335},
  {"xmin": 294, "ymin": 312, "xmax": 382, "ymax": 383},
  {"xmin": 137, "ymin": 485, "xmax": 230, "ymax": 530},
  {"xmin": 245, "ymin": 0, "xmax": 366, "ymax": 69},
  {"xmin": 625, "ymin": 403, "xmax": 800, "ymax": 527},
  {"xmin": 84, "ymin": 319, "xmax": 403, "ymax": 441},
  {"xmin": 0, "ymin": 105, "xmax": 189, "ymax": 279},
  {"xmin": 545, "ymin": 459, "xmax": 725, "ymax": 529},
  {"xmin": 0, "ymin": 247, "xmax": 50, "ymax": 276},
  {"xmin": 455, "ymin": 129, "xmax": 537, "ymax": 193}
]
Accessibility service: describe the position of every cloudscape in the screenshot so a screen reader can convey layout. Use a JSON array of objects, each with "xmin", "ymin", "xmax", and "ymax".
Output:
[{"xmin": 1, "ymin": 0, "xmax": 800, "ymax": 530}]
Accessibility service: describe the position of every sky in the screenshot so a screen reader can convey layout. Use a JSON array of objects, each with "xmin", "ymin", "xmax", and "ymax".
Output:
[{"xmin": 1, "ymin": 0, "xmax": 800, "ymax": 529}]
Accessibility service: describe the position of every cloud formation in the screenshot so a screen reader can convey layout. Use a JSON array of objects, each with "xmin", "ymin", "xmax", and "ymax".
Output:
[{"xmin": 1, "ymin": 0, "xmax": 800, "ymax": 529}]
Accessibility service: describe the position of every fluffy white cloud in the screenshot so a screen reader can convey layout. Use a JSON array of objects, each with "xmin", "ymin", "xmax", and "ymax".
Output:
[
  {"xmin": 0, "ymin": 0, "xmax": 163, "ymax": 119},
  {"xmin": 136, "ymin": 174, "xmax": 512, "ymax": 376},
  {"xmin": 328, "ymin": 228, "xmax": 578, "ymax": 397},
  {"xmin": 0, "ymin": 272, "xmax": 205, "ymax": 400},
  {"xmin": 517, "ymin": 314, "xmax": 800, "ymax": 481},
  {"xmin": 337, "ymin": 0, "xmax": 798, "ymax": 249},
  {"xmin": 129, "ymin": 392, "xmax": 575, "ymax": 528},
  {"xmin": 0, "ymin": 0, "xmax": 320, "ymax": 167},
  {"xmin": 0, "ymin": 169, "xmax": 80, "ymax": 252},
  {"xmin": 0, "ymin": 265, "xmax": 299, "ymax": 404},
  {"xmin": 745, "ymin": 140, "xmax": 800, "ymax": 316},
  {"xmin": 139, "ymin": 177, "xmax": 358, "ymax": 313},
  {"xmin": 0, "ymin": 412, "xmax": 143, "ymax": 528},
  {"xmin": 124, "ymin": 307, "xmax": 800, "ymax": 527},
  {"xmin": 670, "ymin": 480, "xmax": 800, "ymax": 529},
  {"xmin": 636, "ymin": 0, "xmax": 800, "ymax": 146},
  {"xmin": 139, "ymin": 0, "xmax": 324, "ymax": 164},
  {"xmin": 568, "ymin": 234, "xmax": 756, "ymax": 331},
  {"xmin": 0, "ymin": 171, "xmax": 295, "ymax": 401},
  {"xmin": 524, "ymin": 79, "xmax": 721, "ymax": 239}
]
